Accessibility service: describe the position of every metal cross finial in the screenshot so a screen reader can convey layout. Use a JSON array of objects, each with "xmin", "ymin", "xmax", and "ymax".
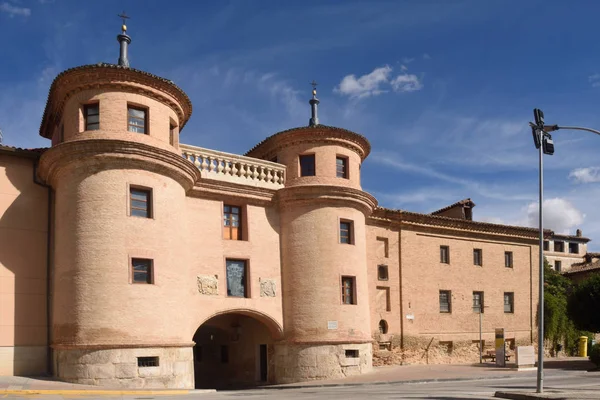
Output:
[
  {"xmin": 118, "ymin": 11, "xmax": 130, "ymax": 25},
  {"xmin": 310, "ymin": 80, "xmax": 318, "ymax": 89}
]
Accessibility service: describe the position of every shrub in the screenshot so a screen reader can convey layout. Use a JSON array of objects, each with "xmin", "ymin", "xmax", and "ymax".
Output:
[{"xmin": 590, "ymin": 343, "xmax": 600, "ymax": 367}]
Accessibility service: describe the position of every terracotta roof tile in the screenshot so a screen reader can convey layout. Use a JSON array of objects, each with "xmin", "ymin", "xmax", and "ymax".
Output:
[
  {"xmin": 0, "ymin": 144, "xmax": 48, "ymax": 158},
  {"xmin": 431, "ymin": 198, "xmax": 475, "ymax": 215}
]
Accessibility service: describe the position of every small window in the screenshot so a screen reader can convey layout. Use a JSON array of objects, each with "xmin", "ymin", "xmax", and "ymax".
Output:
[
  {"xmin": 569, "ymin": 242, "xmax": 579, "ymax": 254},
  {"xmin": 440, "ymin": 246, "xmax": 450, "ymax": 264},
  {"xmin": 543, "ymin": 241, "xmax": 549, "ymax": 251},
  {"xmin": 504, "ymin": 251, "xmax": 513, "ymax": 268},
  {"xmin": 299, "ymin": 154, "xmax": 315, "ymax": 177},
  {"xmin": 336, "ymin": 156, "xmax": 348, "ymax": 179},
  {"xmin": 378, "ymin": 319, "xmax": 388, "ymax": 334},
  {"xmin": 128, "ymin": 106, "xmax": 147, "ymax": 134},
  {"xmin": 345, "ymin": 349, "xmax": 359, "ymax": 358},
  {"xmin": 555, "ymin": 260, "xmax": 562, "ymax": 272},
  {"xmin": 439, "ymin": 290, "xmax": 451, "ymax": 313},
  {"xmin": 169, "ymin": 123, "xmax": 176, "ymax": 145},
  {"xmin": 504, "ymin": 292, "xmax": 514, "ymax": 313},
  {"xmin": 554, "ymin": 241, "xmax": 564, "ymax": 252},
  {"xmin": 132, "ymin": 258, "xmax": 153, "ymax": 284},
  {"xmin": 341, "ymin": 276, "xmax": 356, "ymax": 305},
  {"xmin": 130, "ymin": 187, "xmax": 152, "ymax": 218},
  {"xmin": 473, "ymin": 249, "xmax": 482, "ymax": 266},
  {"xmin": 137, "ymin": 356, "xmax": 159, "ymax": 367},
  {"xmin": 84, "ymin": 104, "xmax": 100, "ymax": 131},
  {"xmin": 226, "ymin": 259, "xmax": 248, "ymax": 298},
  {"xmin": 377, "ymin": 265, "xmax": 389, "ymax": 281},
  {"xmin": 340, "ymin": 220, "xmax": 353, "ymax": 244},
  {"xmin": 473, "ymin": 291, "xmax": 484, "ymax": 313},
  {"xmin": 223, "ymin": 205, "xmax": 242, "ymax": 240},
  {"xmin": 221, "ymin": 345, "xmax": 229, "ymax": 363}
]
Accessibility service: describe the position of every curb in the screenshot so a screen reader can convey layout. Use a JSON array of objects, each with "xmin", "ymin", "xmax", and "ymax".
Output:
[
  {"xmin": 0, "ymin": 389, "xmax": 216, "ymax": 395},
  {"xmin": 260, "ymin": 374, "xmax": 519, "ymax": 390},
  {"xmin": 494, "ymin": 392, "xmax": 542, "ymax": 400}
]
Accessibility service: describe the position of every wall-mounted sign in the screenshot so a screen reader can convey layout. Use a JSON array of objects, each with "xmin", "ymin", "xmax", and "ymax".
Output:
[{"xmin": 327, "ymin": 321, "xmax": 338, "ymax": 330}]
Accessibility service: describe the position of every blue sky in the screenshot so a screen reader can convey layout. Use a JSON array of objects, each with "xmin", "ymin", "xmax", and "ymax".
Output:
[{"xmin": 2, "ymin": 0, "xmax": 600, "ymax": 249}]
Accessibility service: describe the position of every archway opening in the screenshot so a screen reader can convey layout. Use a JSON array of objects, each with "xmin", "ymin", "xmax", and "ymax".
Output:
[
  {"xmin": 192, "ymin": 312, "xmax": 276, "ymax": 389},
  {"xmin": 379, "ymin": 319, "xmax": 388, "ymax": 334}
]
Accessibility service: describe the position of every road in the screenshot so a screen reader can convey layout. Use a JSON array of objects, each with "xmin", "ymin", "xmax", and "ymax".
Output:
[{"xmin": 3, "ymin": 370, "xmax": 599, "ymax": 400}]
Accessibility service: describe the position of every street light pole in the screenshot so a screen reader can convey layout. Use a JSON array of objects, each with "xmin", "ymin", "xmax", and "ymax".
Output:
[{"xmin": 536, "ymin": 129, "xmax": 544, "ymax": 393}]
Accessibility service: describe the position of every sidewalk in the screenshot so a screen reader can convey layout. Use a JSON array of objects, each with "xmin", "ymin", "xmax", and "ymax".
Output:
[{"xmin": 495, "ymin": 390, "xmax": 600, "ymax": 400}]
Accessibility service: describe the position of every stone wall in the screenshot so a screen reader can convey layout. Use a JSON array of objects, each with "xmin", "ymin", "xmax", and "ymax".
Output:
[{"xmin": 54, "ymin": 346, "xmax": 193, "ymax": 388}]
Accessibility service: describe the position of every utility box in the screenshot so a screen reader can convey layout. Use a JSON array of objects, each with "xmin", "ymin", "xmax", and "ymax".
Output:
[{"xmin": 579, "ymin": 336, "xmax": 588, "ymax": 357}]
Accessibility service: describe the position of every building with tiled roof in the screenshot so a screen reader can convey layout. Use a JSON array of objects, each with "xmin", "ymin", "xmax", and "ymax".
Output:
[{"xmin": 0, "ymin": 22, "xmax": 564, "ymax": 390}]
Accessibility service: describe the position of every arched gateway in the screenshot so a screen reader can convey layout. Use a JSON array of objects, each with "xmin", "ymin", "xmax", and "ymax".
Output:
[{"xmin": 192, "ymin": 310, "xmax": 283, "ymax": 389}]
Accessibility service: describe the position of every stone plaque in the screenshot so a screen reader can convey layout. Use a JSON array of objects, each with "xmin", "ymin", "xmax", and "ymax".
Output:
[
  {"xmin": 516, "ymin": 346, "xmax": 535, "ymax": 367},
  {"xmin": 197, "ymin": 275, "xmax": 218, "ymax": 295},
  {"xmin": 327, "ymin": 321, "xmax": 338, "ymax": 330},
  {"xmin": 260, "ymin": 278, "xmax": 276, "ymax": 297}
]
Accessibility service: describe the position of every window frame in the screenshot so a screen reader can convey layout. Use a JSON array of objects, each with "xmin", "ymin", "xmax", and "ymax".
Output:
[
  {"xmin": 504, "ymin": 251, "xmax": 514, "ymax": 268},
  {"xmin": 473, "ymin": 291, "xmax": 484, "ymax": 313},
  {"xmin": 129, "ymin": 186, "xmax": 153, "ymax": 218},
  {"xmin": 377, "ymin": 264, "xmax": 389, "ymax": 281},
  {"xmin": 84, "ymin": 103, "xmax": 100, "ymax": 131},
  {"xmin": 568, "ymin": 242, "xmax": 579, "ymax": 254},
  {"xmin": 440, "ymin": 245, "xmax": 450, "ymax": 264},
  {"xmin": 169, "ymin": 123, "xmax": 176, "ymax": 145},
  {"xmin": 543, "ymin": 241, "xmax": 550, "ymax": 251},
  {"xmin": 504, "ymin": 292, "xmax": 514, "ymax": 313},
  {"xmin": 439, "ymin": 290, "xmax": 451, "ymax": 313},
  {"xmin": 225, "ymin": 258, "xmax": 250, "ymax": 298},
  {"xmin": 473, "ymin": 249, "xmax": 483, "ymax": 266},
  {"xmin": 555, "ymin": 260, "xmax": 562, "ymax": 272},
  {"xmin": 299, "ymin": 154, "xmax": 316, "ymax": 177},
  {"xmin": 336, "ymin": 155, "xmax": 349, "ymax": 179},
  {"xmin": 131, "ymin": 258, "xmax": 153, "ymax": 284},
  {"xmin": 341, "ymin": 276, "xmax": 356, "ymax": 305},
  {"xmin": 339, "ymin": 219, "xmax": 354, "ymax": 245},
  {"xmin": 554, "ymin": 241, "xmax": 564, "ymax": 253},
  {"xmin": 127, "ymin": 105, "xmax": 148, "ymax": 134},
  {"xmin": 223, "ymin": 204, "xmax": 243, "ymax": 240}
]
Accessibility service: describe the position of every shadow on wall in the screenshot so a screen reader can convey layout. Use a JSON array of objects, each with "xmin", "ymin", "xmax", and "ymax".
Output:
[{"xmin": 0, "ymin": 155, "xmax": 49, "ymax": 376}]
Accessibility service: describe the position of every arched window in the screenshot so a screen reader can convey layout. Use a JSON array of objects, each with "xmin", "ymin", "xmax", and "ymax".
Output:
[{"xmin": 378, "ymin": 319, "xmax": 388, "ymax": 334}]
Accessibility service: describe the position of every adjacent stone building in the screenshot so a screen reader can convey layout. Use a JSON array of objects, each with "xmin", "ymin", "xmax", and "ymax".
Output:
[{"xmin": 0, "ymin": 24, "xmax": 549, "ymax": 389}]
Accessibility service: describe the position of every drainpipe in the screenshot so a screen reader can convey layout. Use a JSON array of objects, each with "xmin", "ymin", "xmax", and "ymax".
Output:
[{"xmin": 33, "ymin": 159, "xmax": 53, "ymax": 376}]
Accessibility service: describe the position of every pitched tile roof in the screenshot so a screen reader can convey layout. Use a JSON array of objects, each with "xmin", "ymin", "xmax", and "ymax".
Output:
[
  {"xmin": 0, "ymin": 144, "xmax": 48, "ymax": 158},
  {"xmin": 431, "ymin": 198, "xmax": 476, "ymax": 215}
]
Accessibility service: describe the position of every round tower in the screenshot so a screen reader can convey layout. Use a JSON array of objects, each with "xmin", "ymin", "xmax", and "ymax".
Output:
[
  {"xmin": 37, "ymin": 24, "xmax": 199, "ymax": 388},
  {"xmin": 246, "ymin": 86, "xmax": 377, "ymax": 382}
]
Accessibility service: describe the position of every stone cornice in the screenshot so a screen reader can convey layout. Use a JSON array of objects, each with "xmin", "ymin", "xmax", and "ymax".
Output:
[
  {"xmin": 38, "ymin": 139, "xmax": 200, "ymax": 190},
  {"xmin": 51, "ymin": 342, "xmax": 195, "ymax": 350},
  {"xmin": 188, "ymin": 180, "xmax": 277, "ymax": 206},
  {"xmin": 40, "ymin": 63, "xmax": 192, "ymax": 139},
  {"xmin": 370, "ymin": 207, "xmax": 550, "ymax": 241},
  {"xmin": 276, "ymin": 185, "xmax": 377, "ymax": 215},
  {"xmin": 245, "ymin": 125, "xmax": 371, "ymax": 161}
]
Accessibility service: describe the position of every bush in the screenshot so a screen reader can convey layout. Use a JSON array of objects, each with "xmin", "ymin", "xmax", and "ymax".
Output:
[{"xmin": 590, "ymin": 343, "xmax": 600, "ymax": 367}]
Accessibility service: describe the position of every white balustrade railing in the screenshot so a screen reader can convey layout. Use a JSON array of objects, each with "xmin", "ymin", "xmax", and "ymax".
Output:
[{"xmin": 181, "ymin": 143, "xmax": 285, "ymax": 189}]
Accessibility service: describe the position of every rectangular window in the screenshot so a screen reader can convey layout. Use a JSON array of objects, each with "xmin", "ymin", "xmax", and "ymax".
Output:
[
  {"xmin": 128, "ymin": 106, "xmax": 147, "ymax": 134},
  {"xmin": 340, "ymin": 220, "xmax": 353, "ymax": 244},
  {"xmin": 336, "ymin": 156, "xmax": 348, "ymax": 179},
  {"xmin": 543, "ymin": 241, "xmax": 549, "ymax": 251},
  {"xmin": 504, "ymin": 292, "xmax": 514, "ymax": 313},
  {"xmin": 554, "ymin": 241, "xmax": 564, "ymax": 252},
  {"xmin": 555, "ymin": 260, "xmax": 562, "ymax": 272},
  {"xmin": 473, "ymin": 249, "xmax": 482, "ymax": 266},
  {"xmin": 226, "ymin": 259, "xmax": 248, "ymax": 298},
  {"xmin": 130, "ymin": 187, "xmax": 152, "ymax": 218},
  {"xmin": 84, "ymin": 104, "xmax": 100, "ymax": 131},
  {"xmin": 504, "ymin": 251, "xmax": 513, "ymax": 268},
  {"xmin": 377, "ymin": 265, "xmax": 389, "ymax": 281},
  {"xmin": 473, "ymin": 291, "xmax": 484, "ymax": 313},
  {"xmin": 569, "ymin": 242, "xmax": 579, "ymax": 254},
  {"xmin": 345, "ymin": 349, "xmax": 359, "ymax": 358},
  {"xmin": 439, "ymin": 290, "xmax": 451, "ymax": 313},
  {"xmin": 132, "ymin": 258, "xmax": 153, "ymax": 284},
  {"xmin": 137, "ymin": 356, "xmax": 159, "ymax": 367},
  {"xmin": 223, "ymin": 205, "xmax": 242, "ymax": 240},
  {"xmin": 440, "ymin": 246, "xmax": 450, "ymax": 264},
  {"xmin": 299, "ymin": 154, "xmax": 315, "ymax": 176},
  {"xmin": 341, "ymin": 276, "xmax": 356, "ymax": 305},
  {"xmin": 169, "ymin": 124, "xmax": 176, "ymax": 145}
]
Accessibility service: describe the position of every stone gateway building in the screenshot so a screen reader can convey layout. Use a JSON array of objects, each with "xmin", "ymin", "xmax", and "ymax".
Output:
[{"xmin": 0, "ymin": 26, "xmax": 545, "ymax": 389}]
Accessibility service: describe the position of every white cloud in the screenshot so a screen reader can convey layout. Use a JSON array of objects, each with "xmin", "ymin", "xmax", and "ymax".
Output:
[
  {"xmin": 589, "ymin": 74, "xmax": 600, "ymax": 88},
  {"xmin": 400, "ymin": 64, "xmax": 408, "ymax": 72},
  {"xmin": 423, "ymin": 53, "xmax": 431, "ymax": 60},
  {"xmin": 526, "ymin": 198, "xmax": 584, "ymax": 234},
  {"xmin": 402, "ymin": 57, "xmax": 415, "ymax": 64},
  {"xmin": 391, "ymin": 74, "xmax": 423, "ymax": 92},
  {"xmin": 0, "ymin": 2, "xmax": 30, "ymax": 17},
  {"xmin": 334, "ymin": 65, "xmax": 392, "ymax": 99},
  {"xmin": 335, "ymin": 65, "xmax": 423, "ymax": 99},
  {"xmin": 569, "ymin": 167, "xmax": 600, "ymax": 183}
]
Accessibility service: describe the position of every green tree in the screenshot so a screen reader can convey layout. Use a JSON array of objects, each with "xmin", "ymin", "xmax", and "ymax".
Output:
[{"xmin": 568, "ymin": 273, "xmax": 600, "ymax": 332}]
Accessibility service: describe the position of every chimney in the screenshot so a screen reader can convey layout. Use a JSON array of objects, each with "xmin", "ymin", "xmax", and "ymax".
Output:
[{"xmin": 576, "ymin": 229, "xmax": 582, "ymax": 237}]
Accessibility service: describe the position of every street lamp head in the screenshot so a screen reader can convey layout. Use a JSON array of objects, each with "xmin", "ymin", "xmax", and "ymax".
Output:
[
  {"xmin": 531, "ymin": 123, "xmax": 542, "ymax": 149},
  {"xmin": 543, "ymin": 133, "xmax": 555, "ymax": 155},
  {"xmin": 534, "ymin": 108, "xmax": 545, "ymax": 126}
]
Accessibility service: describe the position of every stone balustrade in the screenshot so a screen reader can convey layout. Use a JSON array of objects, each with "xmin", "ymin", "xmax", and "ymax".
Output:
[{"xmin": 181, "ymin": 144, "xmax": 285, "ymax": 189}]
